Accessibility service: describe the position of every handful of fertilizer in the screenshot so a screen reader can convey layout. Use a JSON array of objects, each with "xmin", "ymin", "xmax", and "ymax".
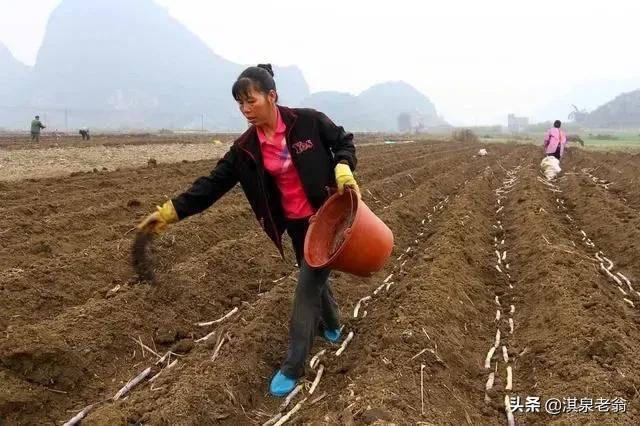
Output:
[{"xmin": 131, "ymin": 230, "xmax": 157, "ymax": 284}]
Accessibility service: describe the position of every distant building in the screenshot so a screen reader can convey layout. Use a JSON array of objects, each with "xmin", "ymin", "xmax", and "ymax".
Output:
[
  {"xmin": 397, "ymin": 110, "xmax": 426, "ymax": 133},
  {"xmin": 507, "ymin": 114, "xmax": 529, "ymax": 132}
]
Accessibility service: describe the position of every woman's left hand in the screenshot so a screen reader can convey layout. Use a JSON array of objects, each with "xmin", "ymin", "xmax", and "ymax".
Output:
[{"xmin": 335, "ymin": 163, "xmax": 360, "ymax": 195}]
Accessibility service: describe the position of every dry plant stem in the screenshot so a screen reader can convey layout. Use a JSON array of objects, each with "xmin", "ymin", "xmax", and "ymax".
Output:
[
  {"xmin": 211, "ymin": 337, "xmax": 226, "ymax": 362},
  {"xmin": 599, "ymin": 253, "xmax": 614, "ymax": 271},
  {"xmin": 506, "ymin": 366, "xmax": 513, "ymax": 390},
  {"xmin": 484, "ymin": 372, "xmax": 495, "ymax": 404},
  {"xmin": 353, "ymin": 296, "xmax": 371, "ymax": 318},
  {"xmin": 113, "ymin": 367, "xmax": 152, "ymax": 400},
  {"xmin": 273, "ymin": 398, "xmax": 307, "ymax": 426},
  {"xmin": 373, "ymin": 283, "xmax": 386, "ymax": 295},
  {"xmin": 148, "ymin": 369, "xmax": 164, "ymax": 383},
  {"xmin": 617, "ymin": 272, "xmax": 632, "ymax": 286},
  {"xmin": 279, "ymin": 384, "xmax": 303, "ymax": 412},
  {"xmin": 616, "ymin": 272, "xmax": 638, "ymax": 295},
  {"xmin": 63, "ymin": 404, "xmax": 96, "ymax": 426},
  {"xmin": 600, "ymin": 263, "xmax": 623, "ymax": 286},
  {"xmin": 309, "ymin": 364, "xmax": 325, "ymax": 395},
  {"xmin": 262, "ymin": 413, "xmax": 283, "ymax": 426},
  {"xmin": 197, "ymin": 307, "xmax": 239, "ymax": 326},
  {"xmin": 484, "ymin": 346, "xmax": 496, "ymax": 369},
  {"xmin": 155, "ymin": 351, "xmax": 172, "ymax": 365},
  {"xmin": 130, "ymin": 336, "xmax": 159, "ymax": 359},
  {"xmin": 411, "ymin": 348, "xmax": 427, "ymax": 360},
  {"xmin": 310, "ymin": 392, "xmax": 327, "ymax": 405},
  {"xmin": 485, "ymin": 372, "xmax": 495, "ymax": 391},
  {"xmin": 335, "ymin": 331, "xmax": 354, "ymax": 356},
  {"xmin": 420, "ymin": 364, "xmax": 426, "ymax": 415},
  {"xmin": 194, "ymin": 330, "xmax": 217, "ymax": 343},
  {"xmin": 310, "ymin": 349, "xmax": 326, "ymax": 369},
  {"xmin": 504, "ymin": 395, "xmax": 515, "ymax": 426}
]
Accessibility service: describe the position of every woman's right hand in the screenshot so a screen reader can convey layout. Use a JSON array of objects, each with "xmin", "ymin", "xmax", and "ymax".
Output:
[{"xmin": 137, "ymin": 200, "xmax": 178, "ymax": 235}]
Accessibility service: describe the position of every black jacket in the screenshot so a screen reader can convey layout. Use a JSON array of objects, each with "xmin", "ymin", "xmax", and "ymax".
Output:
[{"xmin": 171, "ymin": 106, "xmax": 357, "ymax": 256}]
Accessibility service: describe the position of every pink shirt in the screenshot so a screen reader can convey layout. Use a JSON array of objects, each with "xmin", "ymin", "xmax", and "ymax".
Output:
[
  {"xmin": 544, "ymin": 128, "xmax": 567, "ymax": 157},
  {"xmin": 256, "ymin": 110, "xmax": 315, "ymax": 219}
]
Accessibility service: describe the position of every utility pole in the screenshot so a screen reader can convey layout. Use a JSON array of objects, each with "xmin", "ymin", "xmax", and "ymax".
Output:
[
  {"xmin": 201, "ymin": 113, "xmax": 204, "ymax": 132},
  {"xmin": 64, "ymin": 108, "xmax": 68, "ymax": 133}
]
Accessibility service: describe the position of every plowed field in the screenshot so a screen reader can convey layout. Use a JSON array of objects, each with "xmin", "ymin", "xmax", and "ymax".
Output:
[{"xmin": 1, "ymin": 139, "xmax": 639, "ymax": 425}]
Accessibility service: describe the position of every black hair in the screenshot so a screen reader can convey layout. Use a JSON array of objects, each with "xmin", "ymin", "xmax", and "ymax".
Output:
[
  {"xmin": 554, "ymin": 120, "xmax": 561, "ymax": 128},
  {"xmin": 35, "ymin": 115, "xmax": 39, "ymax": 119},
  {"xmin": 232, "ymin": 64, "xmax": 277, "ymax": 102}
]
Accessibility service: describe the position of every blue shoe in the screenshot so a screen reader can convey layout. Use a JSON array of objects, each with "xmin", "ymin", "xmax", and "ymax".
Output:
[
  {"xmin": 323, "ymin": 327, "xmax": 341, "ymax": 343},
  {"xmin": 269, "ymin": 370, "xmax": 296, "ymax": 397}
]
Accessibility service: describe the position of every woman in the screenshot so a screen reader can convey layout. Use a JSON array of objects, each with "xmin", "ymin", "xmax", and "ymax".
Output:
[
  {"xmin": 544, "ymin": 120, "xmax": 567, "ymax": 160},
  {"xmin": 138, "ymin": 64, "xmax": 359, "ymax": 397}
]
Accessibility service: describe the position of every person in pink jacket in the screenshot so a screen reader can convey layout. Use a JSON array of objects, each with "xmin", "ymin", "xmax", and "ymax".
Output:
[{"xmin": 544, "ymin": 120, "xmax": 567, "ymax": 160}]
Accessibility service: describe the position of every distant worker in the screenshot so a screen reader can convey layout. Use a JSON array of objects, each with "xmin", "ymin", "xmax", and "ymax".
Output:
[
  {"xmin": 543, "ymin": 120, "xmax": 567, "ymax": 160},
  {"xmin": 30, "ymin": 115, "xmax": 46, "ymax": 142},
  {"xmin": 79, "ymin": 127, "xmax": 91, "ymax": 140}
]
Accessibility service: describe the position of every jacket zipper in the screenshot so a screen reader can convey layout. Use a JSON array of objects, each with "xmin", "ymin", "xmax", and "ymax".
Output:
[{"xmin": 240, "ymin": 146, "xmax": 284, "ymax": 257}]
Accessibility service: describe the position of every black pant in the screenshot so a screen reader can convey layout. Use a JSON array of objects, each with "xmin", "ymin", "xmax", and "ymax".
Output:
[
  {"xmin": 280, "ymin": 218, "xmax": 339, "ymax": 379},
  {"xmin": 547, "ymin": 145, "xmax": 561, "ymax": 160}
]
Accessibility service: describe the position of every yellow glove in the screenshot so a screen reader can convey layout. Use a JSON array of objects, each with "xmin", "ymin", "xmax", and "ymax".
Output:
[
  {"xmin": 137, "ymin": 200, "xmax": 178, "ymax": 235},
  {"xmin": 335, "ymin": 163, "xmax": 359, "ymax": 195}
]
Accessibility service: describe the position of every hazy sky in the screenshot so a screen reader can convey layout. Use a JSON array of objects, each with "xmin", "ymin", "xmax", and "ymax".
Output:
[{"xmin": 1, "ymin": 0, "xmax": 639, "ymax": 125}]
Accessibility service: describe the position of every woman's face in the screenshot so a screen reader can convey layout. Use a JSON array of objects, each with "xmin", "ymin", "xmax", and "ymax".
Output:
[{"xmin": 236, "ymin": 85, "xmax": 277, "ymax": 127}]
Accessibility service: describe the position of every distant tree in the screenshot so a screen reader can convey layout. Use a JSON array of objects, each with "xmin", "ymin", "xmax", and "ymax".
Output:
[
  {"xmin": 452, "ymin": 129, "xmax": 479, "ymax": 143},
  {"xmin": 568, "ymin": 104, "xmax": 589, "ymax": 123},
  {"xmin": 567, "ymin": 134, "xmax": 585, "ymax": 146}
]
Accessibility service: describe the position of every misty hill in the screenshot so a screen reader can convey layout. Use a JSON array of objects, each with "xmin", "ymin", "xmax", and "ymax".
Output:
[
  {"xmin": 532, "ymin": 76, "xmax": 640, "ymax": 123},
  {"xmin": 582, "ymin": 90, "xmax": 640, "ymax": 128},
  {"xmin": 0, "ymin": 42, "xmax": 30, "ymax": 105},
  {"xmin": 298, "ymin": 81, "xmax": 445, "ymax": 131},
  {"xmin": 1, "ymin": 0, "xmax": 444, "ymax": 131},
  {"xmin": 5, "ymin": 0, "xmax": 308, "ymax": 130}
]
